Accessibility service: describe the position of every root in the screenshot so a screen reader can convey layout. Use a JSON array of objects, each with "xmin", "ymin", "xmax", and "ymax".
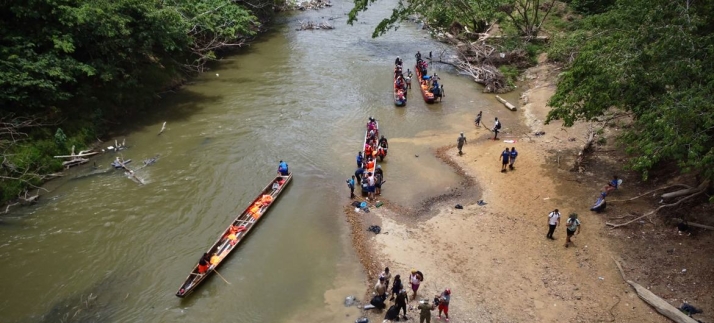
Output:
[
  {"xmin": 608, "ymin": 184, "xmax": 691, "ymax": 203},
  {"xmin": 606, "ymin": 189, "xmax": 706, "ymax": 228}
]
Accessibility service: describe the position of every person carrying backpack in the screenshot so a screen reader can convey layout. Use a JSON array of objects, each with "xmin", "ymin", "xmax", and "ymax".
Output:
[
  {"xmin": 565, "ymin": 213, "xmax": 581, "ymax": 248},
  {"xmin": 346, "ymin": 176, "xmax": 355, "ymax": 199},
  {"xmin": 493, "ymin": 117, "xmax": 502, "ymax": 140}
]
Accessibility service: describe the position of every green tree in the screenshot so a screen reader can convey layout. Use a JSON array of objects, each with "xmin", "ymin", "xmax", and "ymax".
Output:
[{"xmin": 547, "ymin": 0, "xmax": 714, "ymax": 182}]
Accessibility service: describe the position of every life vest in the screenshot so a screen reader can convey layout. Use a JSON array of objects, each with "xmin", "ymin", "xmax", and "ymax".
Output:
[
  {"xmin": 198, "ymin": 263, "xmax": 209, "ymax": 274},
  {"xmin": 367, "ymin": 160, "xmax": 375, "ymax": 170},
  {"xmin": 260, "ymin": 194, "xmax": 274, "ymax": 205},
  {"xmin": 210, "ymin": 255, "xmax": 220, "ymax": 265},
  {"xmin": 364, "ymin": 145, "xmax": 373, "ymax": 156},
  {"xmin": 249, "ymin": 202, "xmax": 262, "ymax": 219}
]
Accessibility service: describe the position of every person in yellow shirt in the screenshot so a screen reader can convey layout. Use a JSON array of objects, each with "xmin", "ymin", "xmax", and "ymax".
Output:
[{"xmin": 210, "ymin": 253, "xmax": 220, "ymax": 265}]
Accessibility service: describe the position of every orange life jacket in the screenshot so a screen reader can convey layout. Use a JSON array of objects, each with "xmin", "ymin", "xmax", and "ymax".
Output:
[
  {"xmin": 198, "ymin": 263, "xmax": 209, "ymax": 274},
  {"xmin": 367, "ymin": 160, "xmax": 375, "ymax": 169}
]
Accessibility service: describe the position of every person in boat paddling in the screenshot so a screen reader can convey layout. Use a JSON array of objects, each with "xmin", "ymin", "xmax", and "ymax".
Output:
[
  {"xmin": 278, "ymin": 160, "xmax": 289, "ymax": 175},
  {"xmin": 198, "ymin": 258, "xmax": 210, "ymax": 274}
]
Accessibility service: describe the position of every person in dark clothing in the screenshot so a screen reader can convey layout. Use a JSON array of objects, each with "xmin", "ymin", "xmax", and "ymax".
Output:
[
  {"xmin": 499, "ymin": 147, "xmax": 510, "ymax": 172},
  {"xmin": 415, "ymin": 51, "xmax": 422, "ymax": 61},
  {"xmin": 474, "ymin": 111, "xmax": 482, "ymax": 127},
  {"xmin": 395, "ymin": 288, "xmax": 409, "ymax": 319},
  {"xmin": 278, "ymin": 160, "xmax": 289, "ymax": 175},
  {"xmin": 509, "ymin": 147, "xmax": 518, "ymax": 170},
  {"xmin": 356, "ymin": 151, "xmax": 363, "ymax": 168},
  {"xmin": 457, "ymin": 132, "xmax": 467, "ymax": 155},
  {"xmin": 395, "ymin": 56, "xmax": 403, "ymax": 66},
  {"xmin": 354, "ymin": 167, "xmax": 365, "ymax": 185},
  {"xmin": 390, "ymin": 274, "xmax": 403, "ymax": 300}
]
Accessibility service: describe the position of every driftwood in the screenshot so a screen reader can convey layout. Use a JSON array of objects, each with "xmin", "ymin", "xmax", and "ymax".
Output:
[
  {"xmin": 608, "ymin": 184, "xmax": 692, "ymax": 203},
  {"xmin": 114, "ymin": 157, "xmax": 143, "ymax": 185},
  {"xmin": 495, "ymin": 95, "xmax": 517, "ymax": 111},
  {"xmin": 158, "ymin": 122, "xmax": 166, "ymax": 135},
  {"xmin": 606, "ymin": 187, "xmax": 707, "ymax": 228},
  {"xmin": 613, "ymin": 258, "xmax": 697, "ymax": 323},
  {"xmin": 286, "ymin": 0, "xmax": 332, "ymax": 10},
  {"xmin": 672, "ymin": 218, "xmax": 714, "ymax": 231}
]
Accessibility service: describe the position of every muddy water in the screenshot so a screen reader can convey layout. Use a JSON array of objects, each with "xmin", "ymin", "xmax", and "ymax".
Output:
[{"xmin": 0, "ymin": 0, "xmax": 519, "ymax": 322}]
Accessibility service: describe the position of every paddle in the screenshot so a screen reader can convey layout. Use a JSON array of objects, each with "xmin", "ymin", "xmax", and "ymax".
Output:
[{"xmin": 213, "ymin": 269, "xmax": 232, "ymax": 285}]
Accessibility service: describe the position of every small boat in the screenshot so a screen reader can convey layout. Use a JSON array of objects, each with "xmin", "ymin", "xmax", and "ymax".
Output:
[
  {"xmin": 394, "ymin": 65, "xmax": 407, "ymax": 107},
  {"xmin": 415, "ymin": 60, "xmax": 435, "ymax": 104},
  {"xmin": 175, "ymin": 173, "xmax": 292, "ymax": 298},
  {"xmin": 361, "ymin": 119, "xmax": 383, "ymax": 195}
]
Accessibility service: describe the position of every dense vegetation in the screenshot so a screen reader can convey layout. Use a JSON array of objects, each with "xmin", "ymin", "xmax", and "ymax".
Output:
[
  {"xmin": 350, "ymin": 0, "xmax": 714, "ymax": 189},
  {"xmin": 1, "ymin": 0, "xmax": 277, "ymax": 203}
]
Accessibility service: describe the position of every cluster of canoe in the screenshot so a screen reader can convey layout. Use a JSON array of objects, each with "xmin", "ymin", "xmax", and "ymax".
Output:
[
  {"xmin": 393, "ymin": 52, "xmax": 444, "ymax": 106},
  {"xmin": 175, "ymin": 172, "xmax": 292, "ymax": 297}
]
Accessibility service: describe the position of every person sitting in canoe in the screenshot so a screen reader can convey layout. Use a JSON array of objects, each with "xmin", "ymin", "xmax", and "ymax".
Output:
[
  {"xmin": 278, "ymin": 160, "xmax": 289, "ymax": 175},
  {"xmin": 395, "ymin": 76, "xmax": 405, "ymax": 90},
  {"xmin": 364, "ymin": 142, "xmax": 373, "ymax": 157},
  {"xmin": 210, "ymin": 253, "xmax": 220, "ymax": 265},
  {"xmin": 228, "ymin": 224, "xmax": 247, "ymax": 236},
  {"xmin": 396, "ymin": 90, "xmax": 406, "ymax": 103},
  {"xmin": 379, "ymin": 136, "xmax": 389, "ymax": 149},
  {"xmin": 260, "ymin": 194, "xmax": 274, "ymax": 205},
  {"xmin": 198, "ymin": 259, "xmax": 210, "ymax": 274},
  {"xmin": 395, "ymin": 56, "xmax": 403, "ymax": 67},
  {"xmin": 366, "ymin": 157, "xmax": 375, "ymax": 170}
]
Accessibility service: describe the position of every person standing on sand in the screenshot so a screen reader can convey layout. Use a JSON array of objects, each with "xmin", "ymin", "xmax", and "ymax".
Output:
[
  {"xmin": 437, "ymin": 289, "xmax": 451, "ymax": 321},
  {"xmin": 418, "ymin": 299, "xmax": 436, "ymax": 323},
  {"xmin": 493, "ymin": 117, "xmax": 502, "ymax": 140},
  {"xmin": 390, "ymin": 274, "xmax": 403, "ymax": 300},
  {"xmin": 396, "ymin": 288, "xmax": 409, "ymax": 319},
  {"xmin": 410, "ymin": 269, "xmax": 422, "ymax": 300},
  {"xmin": 367, "ymin": 172, "xmax": 376, "ymax": 201},
  {"xmin": 546, "ymin": 209, "xmax": 560, "ymax": 240},
  {"xmin": 347, "ymin": 175, "xmax": 355, "ymax": 199},
  {"xmin": 509, "ymin": 147, "xmax": 518, "ymax": 169},
  {"xmin": 565, "ymin": 213, "xmax": 581, "ymax": 248},
  {"xmin": 375, "ymin": 276, "xmax": 387, "ymax": 299},
  {"xmin": 457, "ymin": 132, "xmax": 467, "ymax": 155},
  {"xmin": 499, "ymin": 147, "xmax": 510, "ymax": 172},
  {"xmin": 474, "ymin": 111, "xmax": 482, "ymax": 127},
  {"xmin": 354, "ymin": 166, "xmax": 365, "ymax": 185},
  {"xmin": 379, "ymin": 267, "xmax": 392, "ymax": 290}
]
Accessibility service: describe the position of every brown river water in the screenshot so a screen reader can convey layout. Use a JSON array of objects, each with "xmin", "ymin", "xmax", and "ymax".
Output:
[{"xmin": 0, "ymin": 0, "xmax": 522, "ymax": 322}]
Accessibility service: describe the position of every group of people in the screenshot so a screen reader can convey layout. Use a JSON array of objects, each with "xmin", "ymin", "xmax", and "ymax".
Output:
[
  {"xmin": 591, "ymin": 175, "xmax": 620, "ymax": 212},
  {"xmin": 372, "ymin": 267, "xmax": 451, "ymax": 322},
  {"xmin": 499, "ymin": 147, "xmax": 518, "ymax": 172},
  {"xmin": 546, "ymin": 209, "xmax": 582, "ymax": 248},
  {"xmin": 394, "ymin": 57, "xmax": 412, "ymax": 103},
  {"xmin": 474, "ymin": 112, "xmax": 503, "ymax": 140},
  {"xmin": 348, "ymin": 118, "xmax": 388, "ymax": 200},
  {"xmin": 415, "ymin": 53, "xmax": 443, "ymax": 100}
]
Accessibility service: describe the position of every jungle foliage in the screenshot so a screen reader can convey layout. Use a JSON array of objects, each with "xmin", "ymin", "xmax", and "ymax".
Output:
[
  {"xmin": 547, "ymin": 0, "xmax": 714, "ymax": 183},
  {"xmin": 0, "ymin": 0, "xmax": 272, "ymax": 203}
]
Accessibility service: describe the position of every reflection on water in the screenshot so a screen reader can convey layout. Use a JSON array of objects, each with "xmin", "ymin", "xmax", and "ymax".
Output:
[{"xmin": 0, "ymin": 0, "xmax": 514, "ymax": 321}]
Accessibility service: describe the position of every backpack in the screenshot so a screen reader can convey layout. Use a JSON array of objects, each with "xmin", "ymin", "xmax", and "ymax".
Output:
[{"xmin": 495, "ymin": 121, "xmax": 502, "ymax": 130}]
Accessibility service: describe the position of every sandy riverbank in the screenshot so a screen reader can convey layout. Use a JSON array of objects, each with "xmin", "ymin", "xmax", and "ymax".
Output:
[{"xmin": 344, "ymin": 60, "xmax": 675, "ymax": 323}]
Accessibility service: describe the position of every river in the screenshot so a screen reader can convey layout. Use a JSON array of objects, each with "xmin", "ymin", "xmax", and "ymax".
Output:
[{"xmin": 0, "ymin": 0, "xmax": 516, "ymax": 322}]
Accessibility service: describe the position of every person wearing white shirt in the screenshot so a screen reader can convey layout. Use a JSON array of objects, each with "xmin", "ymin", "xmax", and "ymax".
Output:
[{"xmin": 547, "ymin": 209, "xmax": 560, "ymax": 240}]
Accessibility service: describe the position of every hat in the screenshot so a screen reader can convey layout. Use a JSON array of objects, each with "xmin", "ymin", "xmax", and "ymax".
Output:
[
  {"xmin": 379, "ymin": 276, "xmax": 385, "ymax": 281},
  {"xmin": 460, "ymin": 132, "xmax": 464, "ymax": 135},
  {"xmin": 411, "ymin": 269, "xmax": 417, "ymax": 273}
]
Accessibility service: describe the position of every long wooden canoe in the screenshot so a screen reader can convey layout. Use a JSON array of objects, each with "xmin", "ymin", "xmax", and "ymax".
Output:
[
  {"xmin": 361, "ymin": 120, "xmax": 380, "ymax": 195},
  {"xmin": 175, "ymin": 173, "xmax": 292, "ymax": 298},
  {"xmin": 394, "ymin": 65, "xmax": 407, "ymax": 107},
  {"xmin": 415, "ymin": 61, "xmax": 435, "ymax": 104}
]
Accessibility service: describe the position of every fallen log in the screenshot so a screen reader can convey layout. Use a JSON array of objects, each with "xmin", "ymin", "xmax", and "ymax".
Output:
[
  {"xmin": 158, "ymin": 122, "xmax": 166, "ymax": 135},
  {"xmin": 672, "ymin": 218, "xmax": 714, "ymax": 231},
  {"xmin": 609, "ymin": 184, "xmax": 691, "ymax": 203},
  {"xmin": 62, "ymin": 158, "xmax": 88, "ymax": 168},
  {"xmin": 613, "ymin": 258, "xmax": 697, "ymax": 323},
  {"xmin": 573, "ymin": 125, "xmax": 595, "ymax": 172},
  {"xmin": 606, "ymin": 189, "xmax": 706, "ymax": 228},
  {"xmin": 495, "ymin": 95, "xmax": 517, "ymax": 111},
  {"xmin": 114, "ymin": 157, "xmax": 143, "ymax": 185},
  {"xmin": 661, "ymin": 181, "xmax": 709, "ymax": 200}
]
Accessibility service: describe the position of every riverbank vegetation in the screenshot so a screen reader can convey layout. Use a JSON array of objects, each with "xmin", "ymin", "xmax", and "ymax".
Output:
[
  {"xmin": 0, "ymin": 0, "xmax": 284, "ymax": 205},
  {"xmin": 350, "ymin": 0, "xmax": 714, "ymax": 205}
]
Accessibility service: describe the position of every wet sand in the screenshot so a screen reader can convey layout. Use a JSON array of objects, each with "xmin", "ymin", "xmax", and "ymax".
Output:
[{"xmin": 344, "ymin": 61, "xmax": 671, "ymax": 322}]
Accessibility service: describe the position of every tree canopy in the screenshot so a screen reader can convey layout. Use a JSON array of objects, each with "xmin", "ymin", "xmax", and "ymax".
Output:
[
  {"xmin": 0, "ymin": 0, "xmax": 267, "ymax": 203},
  {"xmin": 547, "ymin": 0, "xmax": 714, "ymax": 182}
]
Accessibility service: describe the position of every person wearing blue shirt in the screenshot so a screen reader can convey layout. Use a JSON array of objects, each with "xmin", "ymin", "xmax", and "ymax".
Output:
[
  {"xmin": 499, "ymin": 148, "xmax": 510, "ymax": 172},
  {"xmin": 347, "ymin": 175, "xmax": 356, "ymax": 199},
  {"xmin": 357, "ymin": 152, "xmax": 363, "ymax": 168},
  {"xmin": 509, "ymin": 147, "xmax": 518, "ymax": 170},
  {"xmin": 278, "ymin": 160, "xmax": 289, "ymax": 175}
]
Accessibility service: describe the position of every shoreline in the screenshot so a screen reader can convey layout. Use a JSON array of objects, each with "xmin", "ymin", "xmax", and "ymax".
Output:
[{"xmin": 343, "ymin": 61, "xmax": 671, "ymax": 322}]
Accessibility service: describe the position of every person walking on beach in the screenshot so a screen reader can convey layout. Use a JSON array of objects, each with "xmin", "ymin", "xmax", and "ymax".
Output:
[
  {"xmin": 410, "ymin": 269, "xmax": 422, "ymax": 300},
  {"xmin": 390, "ymin": 274, "xmax": 403, "ymax": 300},
  {"xmin": 457, "ymin": 132, "xmax": 467, "ymax": 155},
  {"xmin": 474, "ymin": 111, "xmax": 482, "ymax": 127},
  {"xmin": 493, "ymin": 117, "xmax": 502, "ymax": 140},
  {"xmin": 565, "ymin": 213, "xmax": 581, "ymax": 248},
  {"xmin": 509, "ymin": 147, "xmax": 518, "ymax": 170},
  {"xmin": 437, "ymin": 289, "xmax": 451, "ymax": 321},
  {"xmin": 546, "ymin": 209, "xmax": 560, "ymax": 240},
  {"xmin": 347, "ymin": 176, "xmax": 356, "ymax": 199},
  {"xmin": 418, "ymin": 299, "xmax": 436, "ymax": 323},
  {"xmin": 499, "ymin": 147, "xmax": 510, "ymax": 172}
]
